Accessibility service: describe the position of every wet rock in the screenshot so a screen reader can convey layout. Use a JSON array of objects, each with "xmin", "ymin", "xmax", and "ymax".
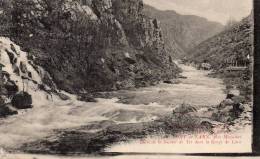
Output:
[
  {"xmin": 57, "ymin": 92, "xmax": 70, "ymax": 101},
  {"xmin": 163, "ymin": 80, "xmax": 174, "ymax": 84},
  {"xmin": 19, "ymin": 61, "xmax": 28, "ymax": 73},
  {"xmin": 163, "ymin": 79, "xmax": 180, "ymax": 84},
  {"xmin": 11, "ymin": 92, "xmax": 33, "ymax": 109},
  {"xmin": 4, "ymin": 81, "xmax": 18, "ymax": 96},
  {"xmin": 10, "ymin": 44, "xmax": 18, "ymax": 55},
  {"xmin": 28, "ymin": 71, "xmax": 32, "ymax": 78},
  {"xmin": 0, "ymin": 103, "xmax": 18, "ymax": 118},
  {"xmin": 77, "ymin": 94, "xmax": 97, "ymax": 103},
  {"xmin": 5, "ymin": 49, "xmax": 16, "ymax": 64},
  {"xmin": 177, "ymin": 75, "xmax": 187, "ymax": 79},
  {"xmin": 13, "ymin": 64, "xmax": 20, "ymax": 75}
]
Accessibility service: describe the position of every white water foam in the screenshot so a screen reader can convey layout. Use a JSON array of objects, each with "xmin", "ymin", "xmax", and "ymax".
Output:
[
  {"xmin": 0, "ymin": 37, "xmax": 55, "ymax": 106},
  {"xmin": 0, "ymin": 37, "xmax": 230, "ymax": 152}
]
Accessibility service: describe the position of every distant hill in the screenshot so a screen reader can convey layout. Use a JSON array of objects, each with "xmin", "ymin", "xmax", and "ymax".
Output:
[
  {"xmin": 188, "ymin": 14, "xmax": 253, "ymax": 69},
  {"xmin": 143, "ymin": 5, "xmax": 224, "ymax": 57}
]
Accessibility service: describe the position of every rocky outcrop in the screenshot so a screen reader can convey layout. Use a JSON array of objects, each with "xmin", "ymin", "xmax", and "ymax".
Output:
[{"xmin": 4, "ymin": 0, "xmax": 179, "ymax": 93}]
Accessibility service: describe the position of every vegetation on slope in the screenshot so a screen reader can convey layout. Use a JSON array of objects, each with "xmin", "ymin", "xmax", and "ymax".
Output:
[
  {"xmin": 143, "ymin": 5, "xmax": 224, "ymax": 57},
  {"xmin": 0, "ymin": 0, "xmax": 180, "ymax": 93},
  {"xmin": 187, "ymin": 14, "xmax": 253, "ymax": 100}
]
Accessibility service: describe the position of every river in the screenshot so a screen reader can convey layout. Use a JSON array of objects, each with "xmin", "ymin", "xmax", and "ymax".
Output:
[{"xmin": 0, "ymin": 62, "xmax": 227, "ymax": 150}]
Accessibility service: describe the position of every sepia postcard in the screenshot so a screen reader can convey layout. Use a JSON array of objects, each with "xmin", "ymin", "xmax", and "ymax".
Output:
[{"xmin": 0, "ymin": 0, "xmax": 256, "ymax": 158}]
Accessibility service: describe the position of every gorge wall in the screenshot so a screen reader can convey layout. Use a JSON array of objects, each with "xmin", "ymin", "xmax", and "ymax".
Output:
[{"xmin": 0, "ymin": 0, "xmax": 180, "ymax": 94}]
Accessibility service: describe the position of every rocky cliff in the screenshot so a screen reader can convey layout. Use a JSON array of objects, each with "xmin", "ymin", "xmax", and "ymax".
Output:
[
  {"xmin": 1, "ymin": 0, "xmax": 180, "ymax": 93},
  {"xmin": 143, "ymin": 5, "xmax": 224, "ymax": 57}
]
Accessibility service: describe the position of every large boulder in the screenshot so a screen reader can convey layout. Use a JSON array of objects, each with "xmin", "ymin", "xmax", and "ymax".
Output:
[{"xmin": 11, "ymin": 92, "xmax": 33, "ymax": 109}]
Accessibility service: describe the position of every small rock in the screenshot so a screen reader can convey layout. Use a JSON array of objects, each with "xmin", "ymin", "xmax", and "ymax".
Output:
[
  {"xmin": 19, "ymin": 62, "xmax": 28, "ymax": 74},
  {"xmin": 12, "ymin": 64, "xmax": 20, "ymax": 75},
  {"xmin": 226, "ymin": 93, "xmax": 235, "ymax": 99},
  {"xmin": 77, "ymin": 94, "xmax": 97, "ymax": 103},
  {"xmin": 0, "ymin": 103, "xmax": 18, "ymax": 117},
  {"xmin": 178, "ymin": 75, "xmax": 187, "ymax": 79},
  {"xmin": 5, "ymin": 49, "xmax": 16, "ymax": 64},
  {"xmin": 10, "ymin": 44, "xmax": 18, "ymax": 55},
  {"xmin": 163, "ymin": 80, "xmax": 174, "ymax": 84},
  {"xmin": 57, "ymin": 92, "xmax": 70, "ymax": 101}
]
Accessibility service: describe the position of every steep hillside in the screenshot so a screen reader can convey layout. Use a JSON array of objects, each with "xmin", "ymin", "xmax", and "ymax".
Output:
[
  {"xmin": 188, "ymin": 15, "xmax": 253, "ymax": 69},
  {"xmin": 143, "ymin": 5, "xmax": 223, "ymax": 57},
  {"xmin": 187, "ymin": 14, "xmax": 253, "ymax": 100},
  {"xmin": 0, "ymin": 0, "xmax": 180, "ymax": 94}
]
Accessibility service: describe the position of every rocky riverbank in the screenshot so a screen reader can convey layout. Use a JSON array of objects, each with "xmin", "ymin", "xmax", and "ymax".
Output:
[{"xmin": 18, "ymin": 93, "xmax": 252, "ymax": 155}]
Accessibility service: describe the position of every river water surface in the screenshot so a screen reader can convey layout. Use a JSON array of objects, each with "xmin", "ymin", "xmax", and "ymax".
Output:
[{"xmin": 0, "ymin": 63, "xmax": 227, "ymax": 150}]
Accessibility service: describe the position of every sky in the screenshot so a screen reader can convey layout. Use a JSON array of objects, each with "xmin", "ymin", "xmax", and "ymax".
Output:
[{"xmin": 143, "ymin": 0, "xmax": 253, "ymax": 25}]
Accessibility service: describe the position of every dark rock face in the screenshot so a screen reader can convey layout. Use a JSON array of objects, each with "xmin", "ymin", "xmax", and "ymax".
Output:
[
  {"xmin": 7, "ymin": 0, "xmax": 179, "ymax": 93},
  {"xmin": 4, "ymin": 81, "xmax": 18, "ymax": 96},
  {"xmin": 11, "ymin": 92, "xmax": 33, "ymax": 109}
]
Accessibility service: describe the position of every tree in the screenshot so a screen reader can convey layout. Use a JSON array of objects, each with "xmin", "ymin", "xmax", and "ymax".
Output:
[{"xmin": 224, "ymin": 17, "xmax": 238, "ymax": 30}]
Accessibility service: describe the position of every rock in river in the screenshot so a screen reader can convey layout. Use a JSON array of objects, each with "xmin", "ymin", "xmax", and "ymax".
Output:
[{"xmin": 11, "ymin": 92, "xmax": 33, "ymax": 109}]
